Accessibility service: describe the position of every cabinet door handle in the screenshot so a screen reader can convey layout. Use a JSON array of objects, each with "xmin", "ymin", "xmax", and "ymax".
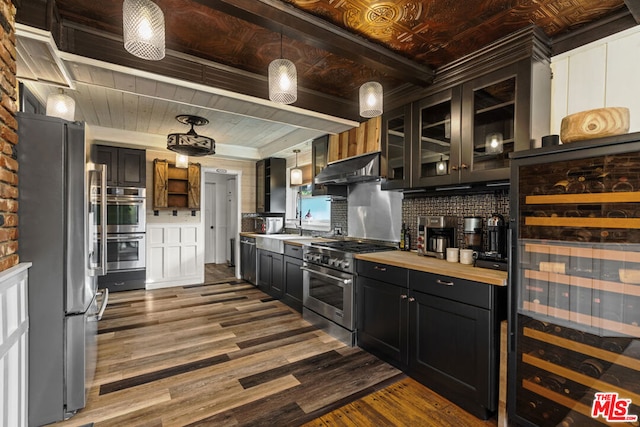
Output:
[
  {"xmin": 460, "ymin": 163, "xmax": 469, "ymax": 170},
  {"xmin": 408, "ymin": 297, "xmax": 415, "ymax": 302},
  {"xmin": 374, "ymin": 266, "xmax": 387, "ymax": 272},
  {"xmin": 436, "ymin": 279, "xmax": 455, "ymax": 286},
  {"xmin": 451, "ymin": 165, "xmax": 459, "ymax": 171},
  {"xmin": 400, "ymin": 294, "xmax": 408, "ymax": 299}
]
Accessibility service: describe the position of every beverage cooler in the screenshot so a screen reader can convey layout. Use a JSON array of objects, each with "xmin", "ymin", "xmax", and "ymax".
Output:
[{"xmin": 508, "ymin": 133, "xmax": 640, "ymax": 426}]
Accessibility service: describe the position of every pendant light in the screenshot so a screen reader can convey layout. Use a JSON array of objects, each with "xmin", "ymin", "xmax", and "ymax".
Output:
[
  {"xmin": 436, "ymin": 155, "xmax": 448, "ymax": 175},
  {"xmin": 359, "ymin": 81, "xmax": 383, "ymax": 118},
  {"xmin": 485, "ymin": 132, "xmax": 504, "ymax": 154},
  {"xmin": 268, "ymin": 31, "xmax": 297, "ymax": 104},
  {"xmin": 123, "ymin": 0, "xmax": 165, "ymax": 61},
  {"xmin": 46, "ymin": 88, "xmax": 75, "ymax": 121},
  {"xmin": 290, "ymin": 149, "xmax": 302, "ymax": 185},
  {"xmin": 167, "ymin": 115, "xmax": 215, "ymax": 156}
]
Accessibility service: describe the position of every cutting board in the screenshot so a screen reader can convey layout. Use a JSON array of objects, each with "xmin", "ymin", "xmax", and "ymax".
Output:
[{"xmin": 560, "ymin": 107, "xmax": 630, "ymax": 143}]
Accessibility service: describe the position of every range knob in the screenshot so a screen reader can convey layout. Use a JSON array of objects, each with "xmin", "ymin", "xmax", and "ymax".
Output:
[{"xmin": 341, "ymin": 261, "xmax": 350, "ymax": 269}]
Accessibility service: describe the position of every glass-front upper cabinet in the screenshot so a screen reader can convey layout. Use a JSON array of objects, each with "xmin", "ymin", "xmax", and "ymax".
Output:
[
  {"xmin": 381, "ymin": 104, "xmax": 411, "ymax": 190},
  {"xmin": 461, "ymin": 65, "xmax": 519, "ymax": 183},
  {"xmin": 411, "ymin": 87, "xmax": 461, "ymax": 188}
]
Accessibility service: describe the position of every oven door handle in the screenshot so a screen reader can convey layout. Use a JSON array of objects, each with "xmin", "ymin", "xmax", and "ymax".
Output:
[
  {"xmin": 107, "ymin": 198, "xmax": 145, "ymax": 204},
  {"xmin": 301, "ymin": 267, "xmax": 352, "ymax": 286},
  {"xmin": 107, "ymin": 235, "xmax": 145, "ymax": 241}
]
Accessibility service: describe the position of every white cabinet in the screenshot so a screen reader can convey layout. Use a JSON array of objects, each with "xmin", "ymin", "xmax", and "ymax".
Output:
[{"xmin": 146, "ymin": 224, "xmax": 204, "ymax": 289}]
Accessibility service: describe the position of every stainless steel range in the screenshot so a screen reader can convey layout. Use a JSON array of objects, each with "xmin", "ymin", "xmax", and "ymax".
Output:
[{"xmin": 302, "ymin": 240, "xmax": 395, "ymax": 346}]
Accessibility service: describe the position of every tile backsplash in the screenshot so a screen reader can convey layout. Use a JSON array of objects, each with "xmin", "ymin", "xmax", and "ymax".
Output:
[
  {"xmin": 402, "ymin": 189, "xmax": 510, "ymax": 250},
  {"xmin": 242, "ymin": 190, "xmax": 509, "ymax": 250}
]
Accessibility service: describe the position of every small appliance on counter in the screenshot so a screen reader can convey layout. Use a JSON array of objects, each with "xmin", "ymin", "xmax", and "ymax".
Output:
[
  {"xmin": 417, "ymin": 216, "xmax": 457, "ymax": 259},
  {"xmin": 463, "ymin": 216, "xmax": 483, "ymax": 251},
  {"xmin": 255, "ymin": 215, "xmax": 284, "ymax": 234},
  {"xmin": 476, "ymin": 213, "xmax": 508, "ymax": 271}
]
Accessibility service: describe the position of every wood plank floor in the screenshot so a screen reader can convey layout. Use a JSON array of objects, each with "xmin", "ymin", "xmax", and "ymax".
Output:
[{"xmin": 50, "ymin": 264, "xmax": 497, "ymax": 427}]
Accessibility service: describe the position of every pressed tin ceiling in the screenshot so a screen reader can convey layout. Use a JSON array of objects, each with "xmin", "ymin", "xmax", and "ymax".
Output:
[{"xmin": 15, "ymin": 0, "xmax": 638, "ymax": 158}]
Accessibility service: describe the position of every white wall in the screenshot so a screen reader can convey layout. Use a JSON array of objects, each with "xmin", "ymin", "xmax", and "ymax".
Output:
[
  {"xmin": 551, "ymin": 26, "xmax": 640, "ymax": 137},
  {"xmin": 0, "ymin": 263, "xmax": 30, "ymax": 427}
]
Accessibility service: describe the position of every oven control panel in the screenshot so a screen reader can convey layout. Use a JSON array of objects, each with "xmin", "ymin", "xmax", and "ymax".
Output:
[{"xmin": 303, "ymin": 250, "xmax": 354, "ymax": 273}]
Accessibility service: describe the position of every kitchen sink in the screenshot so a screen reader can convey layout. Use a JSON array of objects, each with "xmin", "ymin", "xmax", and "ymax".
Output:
[{"xmin": 255, "ymin": 234, "xmax": 316, "ymax": 253}]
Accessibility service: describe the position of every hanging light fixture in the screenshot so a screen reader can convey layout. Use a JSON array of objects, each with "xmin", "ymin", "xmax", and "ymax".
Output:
[
  {"xmin": 485, "ymin": 132, "xmax": 504, "ymax": 154},
  {"xmin": 123, "ymin": 0, "xmax": 165, "ymax": 61},
  {"xmin": 268, "ymin": 31, "xmax": 297, "ymax": 104},
  {"xmin": 359, "ymin": 81, "xmax": 383, "ymax": 118},
  {"xmin": 436, "ymin": 155, "xmax": 448, "ymax": 176},
  {"xmin": 167, "ymin": 115, "xmax": 215, "ymax": 156},
  {"xmin": 175, "ymin": 153, "xmax": 189, "ymax": 168},
  {"xmin": 46, "ymin": 88, "xmax": 75, "ymax": 121},
  {"xmin": 290, "ymin": 149, "xmax": 303, "ymax": 185}
]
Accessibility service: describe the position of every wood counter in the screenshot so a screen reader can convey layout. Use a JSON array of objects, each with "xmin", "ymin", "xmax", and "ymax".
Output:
[{"xmin": 355, "ymin": 250, "xmax": 508, "ymax": 287}]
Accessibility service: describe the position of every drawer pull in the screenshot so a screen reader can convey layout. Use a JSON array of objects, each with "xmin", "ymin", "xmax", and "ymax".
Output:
[
  {"xmin": 400, "ymin": 294, "xmax": 408, "ymax": 299},
  {"xmin": 408, "ymin": 297, "xmax": 416, "ymax": 302},
  {"xmin": 374, "ymin": 266, "xmax": 387, "ymax": 272},
  {"xmin": 436, "ymin": 279, "xmax": 454, "ymax": 286}
]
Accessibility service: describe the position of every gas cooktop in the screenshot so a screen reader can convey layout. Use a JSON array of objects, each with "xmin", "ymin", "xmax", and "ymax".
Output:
[{"xmin": 310, "ymin": 240, "xmax": 396, "ymax": 254}]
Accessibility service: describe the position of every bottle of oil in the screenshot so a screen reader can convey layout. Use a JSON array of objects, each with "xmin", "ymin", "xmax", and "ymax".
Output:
[
  {"xmin": 405, "ymin": 227, "xmax": 411, "ymax": 251},
  {"xmin": 400, "ymin": 223, "xmax": 406, "ymax": 250}
]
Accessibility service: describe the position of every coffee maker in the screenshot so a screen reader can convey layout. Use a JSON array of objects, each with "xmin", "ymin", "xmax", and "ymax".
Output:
[
  {"xmin": 463, "ymin": 217, "xmax": 483, "ymax": 251},
  {"xmin": 417, "ymin": 216, "xmax": 457, "ymax": 259},
  {"xmin": 476, "ymin": 213, "xmax": 508, "ymax": 271}
]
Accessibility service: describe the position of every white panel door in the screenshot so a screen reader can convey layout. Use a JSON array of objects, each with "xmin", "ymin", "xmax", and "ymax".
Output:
[{"xmin": 205, "ymin": 182, "xmax": 216, "ymax": 264}]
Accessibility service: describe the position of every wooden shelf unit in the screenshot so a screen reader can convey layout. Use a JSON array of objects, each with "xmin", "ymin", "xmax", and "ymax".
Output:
[{"xmin": 153, "ymin": 159, "xmax": 201, "ymax": 211}]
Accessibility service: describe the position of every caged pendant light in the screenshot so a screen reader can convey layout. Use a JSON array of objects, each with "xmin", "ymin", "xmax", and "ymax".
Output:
[
  {"xmin": 268, "ymin": 31, "xmax": 297, "ymax": 104},
  {"xmin": 359, "ymin": 81, "xmax": 383, "ymax": 118},
  {"xmin": 123, "ymin": 0, "xmax": 166, "ymax": 61},
  {"xmin": 46, "ymin": 88, "xmax": 75, "ymax": 121}
]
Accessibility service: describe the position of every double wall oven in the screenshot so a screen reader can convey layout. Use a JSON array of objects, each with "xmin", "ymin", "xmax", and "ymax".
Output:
[
  {"xmin": 302, "ymin": 240, "xmax": 395, "ymax": 345},
  {"xmin": 94, "ymin": 186, "xmax": 147, "ymax": 291}
]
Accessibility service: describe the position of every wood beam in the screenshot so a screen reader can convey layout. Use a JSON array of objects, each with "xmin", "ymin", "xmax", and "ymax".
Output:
[
  {"xmin": 624, "ymin": 0, "xmax": 640, "ymax": 23},
  {"xmin": 191, "ymin": 0, "xmax": 434, "ymax": 88}
]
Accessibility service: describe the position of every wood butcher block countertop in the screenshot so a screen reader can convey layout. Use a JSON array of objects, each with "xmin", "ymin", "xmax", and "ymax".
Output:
[{"xmin": 356, "ymin": 251, "xmax": 508, "ymax": 287}]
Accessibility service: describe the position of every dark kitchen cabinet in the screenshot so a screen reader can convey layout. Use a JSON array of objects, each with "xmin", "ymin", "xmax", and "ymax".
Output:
[
  {"xmin": 95, "ymin": 145, "xmax": 146, "ymax": 187},
  {"xmin": 240, "ymin": 236, "xmax": 256, "ymax": 285},
  {"xmin": 282, "ymin": 243, "xmax": 304, "ymax": 312},
  {"xmin": 356, "ymin": 273, "xmax": 409, "ymax": 369},
  {"xmin": 381, "ymin": 27, "xmax": 550, "ymax": 190},
  {"xmin": 257, "ymin": 249, "xmax": 283, "ymax": 297},
  {"xmin": 311, "ymin": 135, "xmax": 347, "ymax": 197},
  {"xmin": 256, "ymin": 157, "xmax": 286, "ymax": 213},
  {"xmin": 381, "ymin": 104, "xmax": 412, "ymax": 190},
  {"xmin": 408, "ymin": 270, "xmax": 506, "ymax": 420}
]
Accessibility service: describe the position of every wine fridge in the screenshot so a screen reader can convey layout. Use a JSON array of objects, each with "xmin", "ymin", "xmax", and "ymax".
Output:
[{"xmin": 509, "ymin": 132, "xmax": 640, "ymax": 426}]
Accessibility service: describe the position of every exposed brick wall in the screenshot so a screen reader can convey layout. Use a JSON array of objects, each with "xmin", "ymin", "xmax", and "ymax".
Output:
[{"xmin": 0, "ymin": 0, "xmax": 17, "ymax": 271}]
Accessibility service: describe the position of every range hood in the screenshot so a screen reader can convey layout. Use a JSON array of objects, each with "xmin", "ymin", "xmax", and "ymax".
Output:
[{"xmin": 314, "ymin": 152, "xmax": 380, "ymax": 185}]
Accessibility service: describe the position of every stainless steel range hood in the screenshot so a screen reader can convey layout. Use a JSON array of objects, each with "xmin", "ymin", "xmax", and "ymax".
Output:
[{"xmin": 314, "ymin": 152, "xmax": 380, "ymax": 185}]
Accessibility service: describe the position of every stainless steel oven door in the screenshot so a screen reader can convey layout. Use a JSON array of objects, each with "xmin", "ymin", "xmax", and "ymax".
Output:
[
  {"xmin": 98, "ymin": 187, "xmax": 146, "ymax": 234},
  {"xmin": 104, "ymin": 233, "xmax": 146, "ymax": 272},
  {"xmin": 302, "ymin": 262, "xmax": 354, "ymax": 330}
]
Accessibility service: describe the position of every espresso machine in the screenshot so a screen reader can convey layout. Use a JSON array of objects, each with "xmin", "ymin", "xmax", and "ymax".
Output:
[
  {"xmin": 417, "ymin": 216, "xmax": 457, "ymax": 259},
  {"xmin": 476, "ymin": 213, "xmax": 508, "ymax": 271}
]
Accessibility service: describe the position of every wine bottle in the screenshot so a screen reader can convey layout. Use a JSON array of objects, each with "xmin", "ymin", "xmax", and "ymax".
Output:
[
  {"xmin": 405, "ymin": 227, "xmax": 411, "ymax": 251},
  {"xmin": 400, "ymin": 223, "xmax": 405, "ymax": 250}
]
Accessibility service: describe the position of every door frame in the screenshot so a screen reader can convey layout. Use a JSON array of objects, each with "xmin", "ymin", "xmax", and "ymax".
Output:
[{"xmin": 200, "ymin": 166, "xmax": 242, "ymax": 279}]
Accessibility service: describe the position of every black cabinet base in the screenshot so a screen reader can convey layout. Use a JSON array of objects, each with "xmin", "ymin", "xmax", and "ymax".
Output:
[{"xmin": 98, "ymin": 269, "xmax": 146, "ymax": 292}]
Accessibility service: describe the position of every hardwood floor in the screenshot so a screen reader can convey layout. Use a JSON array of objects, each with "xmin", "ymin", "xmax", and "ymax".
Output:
[{"xmin": 50, "ymin": 264, "xmax": 497, "ymax": 427}]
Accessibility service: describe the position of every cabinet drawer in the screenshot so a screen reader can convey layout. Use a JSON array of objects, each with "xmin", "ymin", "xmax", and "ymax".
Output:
[
  {"xmin": 357, "ymin": 260, "xmax": 407, "ymax": 287},
  {"xmin": 284, "ymin": 243, "xmax": 303, "ymax": 259},
  {"xmin": 409, "ymin": 270, "xmax": 492, "ymax": 309}
]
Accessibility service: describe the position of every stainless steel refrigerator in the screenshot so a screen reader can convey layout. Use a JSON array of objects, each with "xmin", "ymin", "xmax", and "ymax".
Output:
[
  {"xmin": 508, "ymin": 133, "xmax": 640, "ymax": 426},
  {"xmin": 18, "ymin": 112, "xmax": 108, "ymax": 426}
]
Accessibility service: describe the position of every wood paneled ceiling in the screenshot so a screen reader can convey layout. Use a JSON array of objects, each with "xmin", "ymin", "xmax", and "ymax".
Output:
[{"xmin": 15, "ymin": 0, "xmax": 639, "ymax": 158}]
